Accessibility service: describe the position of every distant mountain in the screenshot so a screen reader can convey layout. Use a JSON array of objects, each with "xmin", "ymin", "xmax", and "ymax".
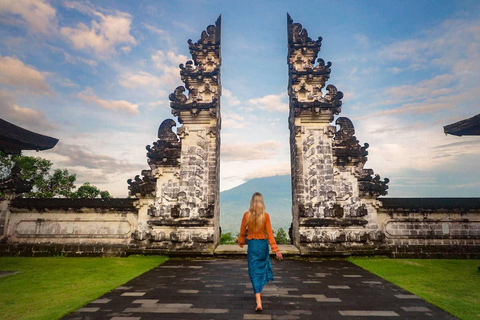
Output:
[{"xmin": 220, "ymin": 175, "xmax": 292, "ymax": 235}]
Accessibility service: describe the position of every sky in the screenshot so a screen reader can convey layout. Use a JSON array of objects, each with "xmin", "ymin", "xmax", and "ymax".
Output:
[{"xmin": 1, "ymin": 0, "xmax": 479, "ymax": 197}]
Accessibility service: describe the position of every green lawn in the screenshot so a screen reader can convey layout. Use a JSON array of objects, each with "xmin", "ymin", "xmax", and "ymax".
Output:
[
  {"xmin": 0, "ymin": 255, "xmax": 167, "ymax": 320},
  {"xmin": 349, "ymin": 258, "xmax": 480, "ymax": 320}
]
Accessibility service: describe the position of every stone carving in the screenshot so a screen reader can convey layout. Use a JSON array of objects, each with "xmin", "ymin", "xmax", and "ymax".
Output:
[
  {"xmin": 359, "ymin": 169, "xmax": 390, "ymax": 198},
  {"xmin": 333, "ymin": 117, "xmax": 369, "ymax": 167},
  {"xmin": 146, "ymin": 119, "xmax": 181, "ymax": 167},
  {"xmin": 127, "ymin": 170, "xmax": 155, "ymax": 197},
  {"xmin": 129, "ymin": 16, "xmax": 221, "ymax": 253},
  {"xmin": 170, "ymin": 16, "xmax": 221, "ymax": 123},
  {"xmin": 288, "ymin": 14, "xmax": 388, "ymax": 253},
  {"xmin": 287, "ymin": 14, "xmax": 343, "ymax": 122}
]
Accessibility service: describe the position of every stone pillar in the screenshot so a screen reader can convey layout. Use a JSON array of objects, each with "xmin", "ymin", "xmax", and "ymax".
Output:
[
  {"xmin": 287, "ymin": 14, "xmax": 388, "ymax": 254},
  {"xmin": 128, "ymin": 17, "xmax": 221, "ymax": 254}
]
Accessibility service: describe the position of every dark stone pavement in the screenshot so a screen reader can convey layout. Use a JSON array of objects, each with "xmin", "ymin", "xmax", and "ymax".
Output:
[{"xmin": 63, "ymin": 259, "xmax": 457, "ymax": 320}]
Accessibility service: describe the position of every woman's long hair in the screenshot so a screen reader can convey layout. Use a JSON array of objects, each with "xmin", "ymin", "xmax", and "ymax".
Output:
[{"xmin": 248, "ymin": 192, "xmax": 266, "ymax": 233}]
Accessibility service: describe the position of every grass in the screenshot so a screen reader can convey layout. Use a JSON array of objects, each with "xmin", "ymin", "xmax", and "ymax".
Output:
[
  {"xmin": 349, "ymin": 258, "xmax": 480, "ymax": 320},
  {"xmin": 0, "ymin": 255, "xmax": 167, "ymax": 320}
]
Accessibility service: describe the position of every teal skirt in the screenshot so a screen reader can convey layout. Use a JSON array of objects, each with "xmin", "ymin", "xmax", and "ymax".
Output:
[{"xmin": 247, "ymin": 239, "xmax": 274, "ymax": 294}]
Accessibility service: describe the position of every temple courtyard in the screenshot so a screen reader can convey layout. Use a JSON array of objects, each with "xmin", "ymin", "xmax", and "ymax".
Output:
[{"xmin": 63, "ymin": 257, "xmax": 456, "ymax": 320}]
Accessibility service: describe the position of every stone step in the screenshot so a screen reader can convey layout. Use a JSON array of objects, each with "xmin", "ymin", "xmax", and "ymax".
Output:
[{"xmin": 214, "ymin": 244, "xmax": 300, "ymax": 256}]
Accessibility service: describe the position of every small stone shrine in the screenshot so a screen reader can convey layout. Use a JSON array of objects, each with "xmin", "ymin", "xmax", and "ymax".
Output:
[
  {"xmin": 128, "ymin": 16, "xmax": 222, "ymax": 253},
  {"xmin": 287, "ymin": 14, "xmax": 389, "ymax": 254}
]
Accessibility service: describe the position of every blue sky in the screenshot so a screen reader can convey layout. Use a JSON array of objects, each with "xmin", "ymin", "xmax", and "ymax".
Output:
[{"xmin": 1, "ymin": 0, "xmax": 479, "ymax": 197}]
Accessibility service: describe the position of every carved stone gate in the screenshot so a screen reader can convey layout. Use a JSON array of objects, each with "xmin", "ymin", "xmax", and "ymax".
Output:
[
  {"xmin": 128, "ymin": 17, "xmax": 222, "ymax": 254},
  {"xmin": 127, "ymin": 15, "xmax": 391, "ymax": 255},
  {"xmin": 287, "ymin": 15, "xmax": 389, "ymax": 254}
]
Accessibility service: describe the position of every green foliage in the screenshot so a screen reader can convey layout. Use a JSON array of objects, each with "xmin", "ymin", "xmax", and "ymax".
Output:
[
  {"xmin": 0, "ymin": 152, "xmax": 111, "ymax": 198},
  {"xmin": 220, "ymin": 232, "xmax": 237, "ymax": 244},
  {"xmin": 72, "ymin": 182, "xmax": 112, "ymax": 199},
  {"xmin": 349, "ymin": 258, "xmax": 480, "ymax": 320},
  {"xmin": 0, "ymin": 256, "xmax": 167, "ymax": 320},
  {"xmin": 274, "ymin": 227, "xmax": 289, "ymax": 244}
]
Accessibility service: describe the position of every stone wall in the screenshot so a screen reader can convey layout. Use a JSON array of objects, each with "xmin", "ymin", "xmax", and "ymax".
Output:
[
  {"xmin": 0, "ymin": 198, "xmax": 137, "ymax": 256},
  {"xmin": 379, "ymin": 198, "xmax": 480, "ymax": 258},
  {"xmin": 1, "ymin": 197, "xmax": 479, "ymax": 257}
]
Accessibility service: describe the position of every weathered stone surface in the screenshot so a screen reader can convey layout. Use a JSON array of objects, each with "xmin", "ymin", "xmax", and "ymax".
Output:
[
  {"xmin": 129, "ymin": 16, "xmax": 222, "ymax": 253},
  {"xmin": 287, "ymin": 14, "xmax": 388, "ymax": 253}
]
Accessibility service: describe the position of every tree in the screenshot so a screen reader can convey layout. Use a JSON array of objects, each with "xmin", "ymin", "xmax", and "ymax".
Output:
[
  {"xmin": 220, "ymin": 232, "xmax": 237, "ymax": 244},
  {"xmin": 274, "ymin": 227, "xmax": 289, "ymax": 244},
  {"xmin": 0, "ymin": 152, "xmax": 111, "ymax": 199},
  {"xmin": 72, "ymin": 182, "xmax": 112, "ymax": 199}
]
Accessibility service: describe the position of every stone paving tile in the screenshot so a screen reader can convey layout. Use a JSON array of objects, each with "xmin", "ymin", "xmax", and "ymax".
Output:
[{"xmin": 62, "ymin": 259, "xmax": 458, "ymax": 320}]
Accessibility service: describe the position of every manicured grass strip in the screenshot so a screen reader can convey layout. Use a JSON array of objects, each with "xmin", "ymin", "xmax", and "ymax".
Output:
[
  {"xmin": 0, "ymin": 255, "xmax": 167, "ymax": 320},
  {"xmin": 349, "ymin": 258, "xmax": 480, "ymax": 320}
]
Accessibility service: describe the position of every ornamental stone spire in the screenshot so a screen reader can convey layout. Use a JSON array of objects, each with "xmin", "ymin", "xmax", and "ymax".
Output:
[
  {"xmin": 128, "ymin": 16, "xmax": 222, "ymax": 254},
  {"xmin": 287, "ymin": 14, "xmax": 388, "ymax": 254}
]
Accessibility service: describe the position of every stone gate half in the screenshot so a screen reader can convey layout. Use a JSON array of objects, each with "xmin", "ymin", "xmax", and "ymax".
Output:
[
  {"xmin": 287, "ymin": 14, "xmax": 389, "ymax": 254},
  {"xmin": 128, "ymin": 16, "xmax": 222, "ymax": 254}
]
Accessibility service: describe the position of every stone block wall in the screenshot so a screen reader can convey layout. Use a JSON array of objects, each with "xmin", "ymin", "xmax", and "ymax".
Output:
[
  {"xmin": 378, "ymin": 198, "xmax": 480, "ymax": 258},
  {"xmin": 0, "ymin": 198, "xmax": 137, "ymax": 257}
]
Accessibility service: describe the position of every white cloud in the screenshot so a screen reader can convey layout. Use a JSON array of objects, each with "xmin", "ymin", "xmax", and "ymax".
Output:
[
  {"xmin": 222, "ymin": 141, "xmax": 282, "ymax": 161},
  {"xmin": 119, "ymin": 71, "xmax": 163, "ymax": 88},
  {"xmin": 245, "ymin": 162, "xmax": 290, "ymax": 180},
  {"xmin": 387, "ymin": 74, "xmax": 456, "ymax": 102},
  {"xmin": 222, "ymin": 88, "xmax": 241, "ymax": 108},
  {"xmin": 144, "ymin": 23, "xmax": 167, "ymax": 35},
  {"xmin": 0, "ymin": 89, "xmax": 55, "ymax": 131},
  {"xmin": 50, "ymin": 142, "xmax": 143, "ymax": 174},
  {"xmin": 118, "ymin": 50, "xmax": 187, "ymax": 95},
  {"xmin": 46, "ymin": 44, "xmax": 98, "ymax": 66},
  {"xmin": 380, "ymin": 18, "xmax": 480, "ymax": 72},
  {"xmin": 248, "ymin": 93, "xmax": 288, "ymax": 112},
  {"xmin": 353, "ymin": 33, "xmax": 369, "ymax": 47},
  {"xmin": 61, "ymin": 3, "xmax": 136, "ymax": 55},
  {"xmin": 78, "ymin": 89, "xmax": 139, "ymax": 114},
  {"xmin": 0, "ymin": 55, "xmax": 50, "ymax": 94},
  {"xmin": 143, "ymin": 23, "xmax": 175, "ymax": 47},
  {"xmin": 0, "ymin": 0, "xmax": 56, "ymax": 35},
  {"xmin": 222, "ymin": 112, "xmax": 246, "ymax": 129},
  {"xmin": 152, "ymin": 50, "xmax": 188, "ymax": 69}
]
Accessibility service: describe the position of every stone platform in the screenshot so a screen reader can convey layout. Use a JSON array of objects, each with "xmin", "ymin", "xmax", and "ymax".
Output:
[
  {"xmin": 63, "ymin": 259, "xmax": 456, "ymax": 320},
  {"xmin": 214, "ymin": 245, "xmax": 300, "ymax": 256}
]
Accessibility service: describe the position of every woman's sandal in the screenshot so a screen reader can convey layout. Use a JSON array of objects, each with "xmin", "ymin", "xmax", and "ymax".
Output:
[{"xmin": 255, "ymin": 305, "xmax": 263, "ymax": 312}]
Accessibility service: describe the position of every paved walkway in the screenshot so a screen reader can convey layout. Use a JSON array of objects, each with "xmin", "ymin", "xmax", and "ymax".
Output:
[{"xmin": 64, "ymin": 259, "xmax": 456, "ymax": 320}]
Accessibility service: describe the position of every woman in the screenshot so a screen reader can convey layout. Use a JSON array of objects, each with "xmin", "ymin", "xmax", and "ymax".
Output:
[{"xmin": 238, "ymin": 192, "xmax": 283, "ymax": 311}]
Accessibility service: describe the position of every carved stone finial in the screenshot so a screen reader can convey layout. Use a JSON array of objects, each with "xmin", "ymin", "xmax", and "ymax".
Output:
[
  {"xmin": 287, "ymin": 15, "xmax": 342, "ymax": 117},
  {"xmin": 146, "ymin": 119, "xmax": 181, "ymax": 167},
  {"xmin": 287, "ymin": 13, "xmax": 322, "ymax": 52},
  {"xmin": 358, "ymin": 170, "xmax": 390, "ymax": 198},
  {"xmin": 127, "ymin": 170, "xmax": 156, "ymax": 197},
  {"xmin": 333, "ymin": 117, "xmax": 369, "ymax": 167},
  {"xmin": 170, "ymin": 16, "xmax": 221, "ymax": 122}
]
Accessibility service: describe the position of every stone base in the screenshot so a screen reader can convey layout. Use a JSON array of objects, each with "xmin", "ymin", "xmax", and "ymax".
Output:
[
  {"xmin": 0, "ymin": 242, "xmax": 127, "ymax": 257},
  {"xmin": 127, "ymin": 242, "xmax": 216, "ymax": 256}
]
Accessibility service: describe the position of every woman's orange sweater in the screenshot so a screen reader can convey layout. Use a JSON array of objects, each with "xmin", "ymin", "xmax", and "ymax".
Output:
[{"xmin": 238, "ymin": 212, "xmax": 279, "ymax": 252}]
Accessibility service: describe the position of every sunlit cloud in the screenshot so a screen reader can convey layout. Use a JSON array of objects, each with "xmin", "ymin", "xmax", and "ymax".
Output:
[
  {"xmin": 61, "ymin": 2, "xmax": 136, "ymax": 56},
  {"xmin": 0, "ymin": 55, "xmax": 50, "ymax": 94},
  {"xmin": 77, "ymin": 89, "xmax": 139, "ymax": 114},
  {"xmin": 0, "ymin": 0, "xmax": 57, "ymax": 35}
]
